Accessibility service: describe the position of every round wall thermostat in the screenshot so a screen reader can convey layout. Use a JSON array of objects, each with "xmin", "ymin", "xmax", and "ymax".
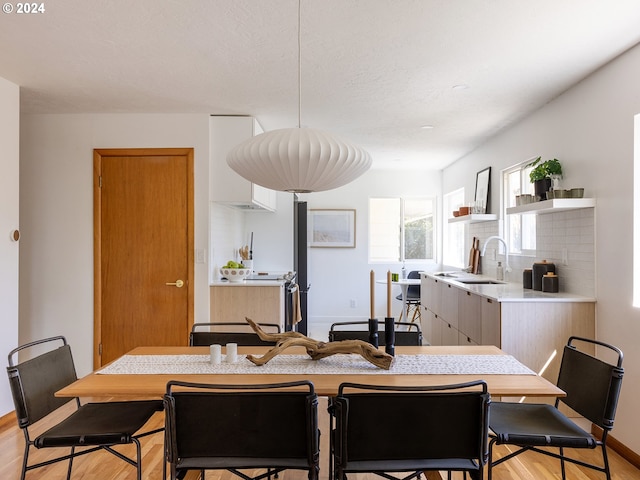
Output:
[{"xmin": 11, "ymin": 230, "xmax": 20, "ymax": 242}]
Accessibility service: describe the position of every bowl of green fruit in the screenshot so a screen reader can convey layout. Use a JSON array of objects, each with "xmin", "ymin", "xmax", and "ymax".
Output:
[{"xmin": 220, "ymin": 261, "xmax": 252, "ymax": 282}]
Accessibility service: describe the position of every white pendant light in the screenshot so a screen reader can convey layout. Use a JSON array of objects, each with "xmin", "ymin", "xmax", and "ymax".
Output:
[{"xmin": 226, "ymin": 0, "xmax": 372, "ymax": 193}]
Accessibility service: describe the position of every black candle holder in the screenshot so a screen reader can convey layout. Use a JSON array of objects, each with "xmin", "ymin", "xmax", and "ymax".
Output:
[
  {"xmin": 368, "ymin": 318, "xmax": 379, "ymax": 348},
  {"xmin": 384, "ymin": 317, "xmax": 395, "ymax": 356}
]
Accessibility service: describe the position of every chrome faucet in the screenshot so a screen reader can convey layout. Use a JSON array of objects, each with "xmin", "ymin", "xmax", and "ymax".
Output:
[{"xmin": 480, "ymin": 236, "xmax": 512, "ymax": 273}]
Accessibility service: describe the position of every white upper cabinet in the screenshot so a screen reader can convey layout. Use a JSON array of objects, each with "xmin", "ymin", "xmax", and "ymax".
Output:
[{"xmin": 209, "ymin": 115, "xmax": 277, "ymax": 211}]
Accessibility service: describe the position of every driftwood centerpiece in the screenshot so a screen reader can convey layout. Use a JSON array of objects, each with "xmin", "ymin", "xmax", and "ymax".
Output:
[{"xmin": 245, "ymin": 318, "xmax": 393, "ymax": 370}]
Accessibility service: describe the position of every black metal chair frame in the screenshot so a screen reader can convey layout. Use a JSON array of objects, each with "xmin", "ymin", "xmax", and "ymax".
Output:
[
  {"xmin": 396, "ymin": 270, "xmax": 421, "ymax": 323},
  {"xmin": 488, "ymin": 336, "xmax": 624, "ymax": 480},
  {"xmin": 6, "ymin": 336, "xmax": 164, "ymax": 480},
  {"xmin": 329, "ymin": 380, "xmax": 490, "ymax": 480},
  {"xmin": 328, "ymin": 321, "xmax": 423, "ymax": 346},
  {"xmin": 189, "ymin": 322, "xmax": 281, "ymax": 346},
  {"xmin": 163, "ymin": 379, "xmax": 320, "ymax": 480}
]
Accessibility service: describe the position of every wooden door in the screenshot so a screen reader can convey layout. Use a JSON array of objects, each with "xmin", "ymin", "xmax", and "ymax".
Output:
[{"xmin": 93, "ymin": 148, "xmax": 194, "ymax": 368}]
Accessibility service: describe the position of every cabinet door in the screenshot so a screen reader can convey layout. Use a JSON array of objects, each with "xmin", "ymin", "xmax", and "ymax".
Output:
[
  {"xmin": 481, "ymin": 297, "xmax": 501, "ymax": 347},
  {"xmin": 421, "ymin": 276, "xmax": 441, "ymax": 315},
  {"xmin": 458, "ymin": 331, "xmax": 478, "ymax": 346},
  {"xmin": 421, "ymin": 308, "xmax": 440, "ymax": 346},
  {"xmin": 458, "ymin": 290, "xmax": 481, "ymax": 344},
  {"xmin": 441, "ymin": 320, "xmax": 459, "ymax": 345},
  {"xmin": 251, "ymin": 184, "xmax": 277, "ymax": 211},
  {"xmin": 210, "ymin": 285, "xmax": 284, "ymax": 330},
  {"xmin": 210, "ymin": 116, "xmax": 276, "ymax": 211},
  {"xmin": 441, "ymin": 283, "xmax": 458, "ymax": 328}
]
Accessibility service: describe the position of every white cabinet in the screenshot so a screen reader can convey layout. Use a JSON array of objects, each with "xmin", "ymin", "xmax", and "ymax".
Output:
[{"xmin": 209, "ymin": 116, "xmax": 277, "ymax": 211}]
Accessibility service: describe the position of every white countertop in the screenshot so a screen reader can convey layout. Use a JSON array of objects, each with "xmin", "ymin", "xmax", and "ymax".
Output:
[
  {"xmin": 424, "ymin": 272, "xmax": 596, "ymax": 303},
  {"xmin": 210, "ymin": 279, "xmax": 286, "ymax": 287}
]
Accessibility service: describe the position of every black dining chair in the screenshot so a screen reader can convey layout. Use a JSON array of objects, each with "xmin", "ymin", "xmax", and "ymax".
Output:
[
  {"xmin": 397, "ymin": 270, "xmax": 421, "ymax": 323},
  {"xmin": 488, "ymin": 336, "xmax": 624, "ymax": 480},
  {"xmin": 189, "ymin": 322, "xmax": 281, "ymax": 346},
  {"xmin": 329, "ymin": 380, "xmax": 490, "ymax": 480},
  {"xmin": 6, "ymin": 336, "xmax": 164, "ymax": 480},
  {"xmin": 163, "ymin": 379, "xmax": 320, "ymax": 480},
  {"xmin": 328, "ymin": 321, "xmax": 423, "ymax": 346}
]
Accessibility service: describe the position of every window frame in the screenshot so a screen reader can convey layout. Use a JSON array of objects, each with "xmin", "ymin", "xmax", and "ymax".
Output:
[
  {"xmin": 443, "ymin": 188, "xmax": 465, "ymax": 268},
  {"xmin": 368, "ymin": 196, "xmax": 436, "ymax": 263},
  {"xmin": 502, "ymin": 159, "xmax": 537, "ymax": 256}
]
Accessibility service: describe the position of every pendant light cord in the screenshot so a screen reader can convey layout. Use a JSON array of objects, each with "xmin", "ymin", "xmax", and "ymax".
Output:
[{"xmin": 297, "ymin": 0, "xmax": 302, "ymax": 129}]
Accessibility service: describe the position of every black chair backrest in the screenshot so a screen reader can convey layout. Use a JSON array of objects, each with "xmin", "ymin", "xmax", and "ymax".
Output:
[
  {"xmin": 556, "ymin": 336, "xmax": 624, "ymax": 430},
  {"xmin": 6, "ymin": 336, "xmax": 77, "ymax": 428},
  {"xmin": 189, "ymin": 322, "xmax": 281, "ymax": 347},
  {"xmin": 406, "ymin": 270, "xmax": 421, "ymax": 298},
  {"xmin": 189, "ymin": 332, "xmax": 276, "ymax": 346},
  {"xmin": 329, "ymin": 321, "xmax": 422, "ymax": 346},
  {"xmin": 164, "ymin": 380, "xmax": 319, "ymax": 464},
  {"xmin": 333, "ymin": 381, "xmax": 489, "ymax": 464}
]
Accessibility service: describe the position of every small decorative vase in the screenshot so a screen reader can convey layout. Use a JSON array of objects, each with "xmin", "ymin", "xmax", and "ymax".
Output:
[{"xmin": 534, "ymin": 178, "xmax": 552, "ymax": 201}]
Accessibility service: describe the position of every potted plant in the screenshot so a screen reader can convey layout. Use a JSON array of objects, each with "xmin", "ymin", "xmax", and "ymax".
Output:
[{"xmin": 528, "ymin": 157, "xmax": 562, "ymax": 200}]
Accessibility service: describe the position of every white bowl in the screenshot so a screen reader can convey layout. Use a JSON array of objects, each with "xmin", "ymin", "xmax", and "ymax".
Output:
[{"xmin": 220, "ymin": 267, "xmax": 252, "ymax": 282}]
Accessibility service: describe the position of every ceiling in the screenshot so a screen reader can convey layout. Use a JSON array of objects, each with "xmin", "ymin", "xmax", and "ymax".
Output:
[{"xmin": 2, "ymin": 1, "xmax": 640, "ymax": 170}]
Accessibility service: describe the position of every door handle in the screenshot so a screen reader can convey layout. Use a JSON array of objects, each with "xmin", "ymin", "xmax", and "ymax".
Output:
[{"xmin": 166, "ymin": 279, "xmax": 184, "ymax": 288}]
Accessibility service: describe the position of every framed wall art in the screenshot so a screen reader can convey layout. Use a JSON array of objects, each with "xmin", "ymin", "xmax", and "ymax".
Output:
[
  {"xmin": 309, "ymin": 209, "xmax": 356, "ymax": 248},
  {"xmin": 474, "ymin": 167, "xmax": 491, "ymax": 214}
]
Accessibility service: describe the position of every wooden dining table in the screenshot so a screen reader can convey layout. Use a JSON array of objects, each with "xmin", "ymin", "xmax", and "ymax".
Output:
[{"xmin": 56, "ymin": 345, "xmax": 564, "ymax": 399}]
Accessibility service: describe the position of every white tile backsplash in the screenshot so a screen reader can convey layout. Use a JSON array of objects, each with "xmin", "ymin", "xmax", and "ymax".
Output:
[
  {"xmin": 209, "ymin": 203, "xmax": 245, "ymax": 282},
  {"xmin": 468, "ymin": 208, "xmax": 595, "ymax": 297}
]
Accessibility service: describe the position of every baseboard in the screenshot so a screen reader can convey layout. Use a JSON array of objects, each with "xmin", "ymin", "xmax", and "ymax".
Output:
[
  {"xmin": 0, "ymin": 410, "xmax": 16, "ymax": 433},
  {"xmin": 592, "ymin": 424, "xmax": 640, "ymax": 469}
]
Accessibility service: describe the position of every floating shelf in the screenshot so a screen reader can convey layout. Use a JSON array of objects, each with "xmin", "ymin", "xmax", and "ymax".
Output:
[
  {"xmin": 448, "ymin": 213, "xmax": 498, "ymax": 224},
  {"xmin": 506, "ymin": 198, "xmax": 595, "ymax": 215}
]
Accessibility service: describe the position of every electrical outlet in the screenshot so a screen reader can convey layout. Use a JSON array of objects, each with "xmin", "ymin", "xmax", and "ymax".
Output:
[
  {"xmin": 490, "ymin": 248, "xmax": 497, "ymax": 261},
  {"xmin": 350, "ymin": 299, "xmax": 357, "ymax": 308},
  {"xmin": 562, "ymin": 248, "xmax": 569, "ymax": 265}
]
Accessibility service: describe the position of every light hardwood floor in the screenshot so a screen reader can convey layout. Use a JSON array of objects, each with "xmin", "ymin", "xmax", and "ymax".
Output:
[{"xmin": 1, "ymin": 398, "xmax": 638, "ymax": 480}]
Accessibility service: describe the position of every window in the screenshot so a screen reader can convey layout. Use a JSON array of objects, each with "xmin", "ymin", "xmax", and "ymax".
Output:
[
  {"xmin": 443, "ymin": 188, "xmax": 465, "ymax": 268},
  {"xmin": 369, "ymin": 197, "xmax": 435, "ymax": 262},
  {"xmin": 503, "ymin": 160, "xmax": 536, "ymax": 255}
]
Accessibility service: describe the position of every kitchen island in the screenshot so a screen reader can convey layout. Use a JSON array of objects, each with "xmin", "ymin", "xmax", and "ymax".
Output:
[
  {"xmin": 420, "ymin": 271, "xmax": 595, "ymax": 401},
  {"xmin": 210, "ymin": 278, "xmax": 287, "ymax": 331}
]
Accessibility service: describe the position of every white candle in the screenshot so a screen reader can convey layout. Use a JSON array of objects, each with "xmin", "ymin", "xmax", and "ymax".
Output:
[
  {"xmin": 210, "ymin": 344, "xmax": 222, "ymax": 365},
  {"xmin": 225, "ymin": 343, "xmax": 238, "ymax": 363},
  {"xmin": 370, "ymin": 270, "xmax": 375, "ymax": 318},
  {"xmin": 387, "ymin": 270, "xmax": 392, "ymax": 318}
]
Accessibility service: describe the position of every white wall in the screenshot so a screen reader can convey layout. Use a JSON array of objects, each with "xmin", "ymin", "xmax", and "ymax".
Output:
[
  {"xmin": 19, "ymin": 114, "xmax": 210, "ymax": 376},
  {"xmin": 209, "ymin": 192, "xmax": 294, "ymax": 282},
  {"xmin": 244, "ymin": 193, "xmax": 294, "ymax": 273},
  {"xmin": 0, "ymin": 77, "xmax": 20, "ymax": 415},
  {"xmin": 299, "ymin": 168, "xmax": 442, "ymax": 337},
  {"xmin": 443, "ymin": 43, "xmax": 640, "ymax": 454}
]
